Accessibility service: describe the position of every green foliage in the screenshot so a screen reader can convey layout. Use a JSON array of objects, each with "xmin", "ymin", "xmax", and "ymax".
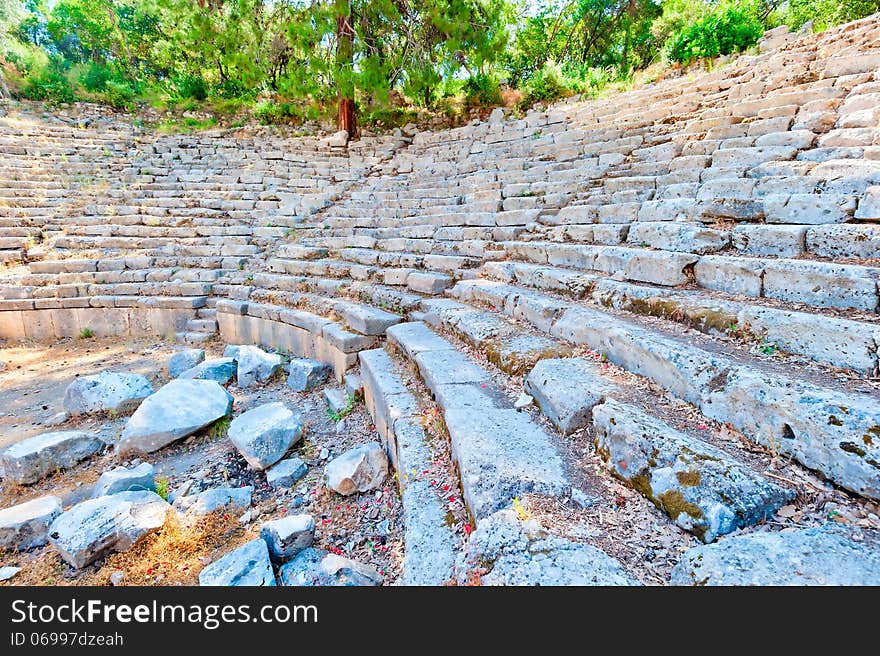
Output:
[
  {"xmin": 102, "ymin": 78, "xmax": 136, "ymax": 109},
  {"xmin": 155, "ymin": 475, "xmax": 170, "ymax": 501},
  {"xmin": 770, "ymin": 0, "xmax": 880, "ymax": 31},
  {"xmin": 328, "ymin": 392, "xmax": 358, "ymax": 421},
  {"xmin": 666, "ymin": 3, "xmax": 764, "ymax": 64},
  {"xmin": 22, "ymin": 57, "xmax": 75, "ymax": 103},
  {"xmin": 463, "ymin": 72, "xmax": 502, "ymax": 106},
  {"xmin": 519, "ymin": 61, "xmax": 576, "ymax": 107},
  {"xmin": 77, "ymin": 327, "xmax": 95, "ymax": 338}
]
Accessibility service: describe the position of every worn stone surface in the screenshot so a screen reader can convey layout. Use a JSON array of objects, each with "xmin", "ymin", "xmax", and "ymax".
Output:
[
  {"xmin": 260, "ymin": 514, "xmax": 315, "ymax": 561},
  {"xmin": 173, "ymin": 486, "xmax": 253, "ymax": 515},
  {"xmin": 48, "ymin": 491, "xmax": 171, "ymax": 568},
  {"xmin": 178, "ymin": 358, "xmax": 236, "ymax": 384},
  {"xmin": 287, "ymin": 357, "xmax": 331, "ymax": 391},
  {"xmin": 266, "ymin": 457, "xmax": 308, "ymax": 488},
  {"xmin": 167, "ymin": 349, "xmax": 205, "ymax": 378},
  {"xmin": 593, "ymin": 399, "xmax": 794, "ymax": 542},
  {"xmin": 199, "ymin": 538, "xmax": 276, "ymax": 586},
  {"xmin": 670, "ymin": 525, "xmax": 880, "ymax": 585},
  {"xmin": 443, "ymin": 407, "xmax": 568, "ymax": 519},
  {"xmin": 1, "ymin": 431, "xmax": 103, "ymax": 485},
  {"xmin": 228, "ymin": 402, "xmax": 303, "ymax": 470},
  {"xmin": 236, "ymin": 345, "xmax": 282, "ymax": 387},
  {"xmin": 63, "ymin": 371, "xmax": 153, "ymax": 416},
  {"xmin": 118, "ymin": 379, "xmax": 233, "ymax": 455},
  {"xmin": 324, "ymin": 442, "xmax": 388, "ymax": 495},
  {"xmin": 0, "ymin": 495, "xmax": 62, "ymax": 551},
  {"xmin": 278, "ymin": 547, "xmax": 382, "ymax": 586},
  {"xmin": 456, "ymin": 510, "xmax": 637, "ymax": 586},
  {"xmin": 525, "ymin": 358, "xmax": 621, "ymax": 435},
  {"xmin": 92, "ymin": 463, "xmax": 156, "ymax": 497}
]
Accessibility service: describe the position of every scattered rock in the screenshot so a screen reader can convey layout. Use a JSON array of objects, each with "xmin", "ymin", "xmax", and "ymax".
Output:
[
  {"xmin": 198, "ymin": 538, "xmax": 276, "ymax": 586},
  {"xmin": 670, "ymin": 524, "xmax": 880, "ymax": 585},
  {"xmin": 167, "ymin": 349, "xmax": 205, "ymax": 378},
  {"xmin": 324, "ymin": 388, "xmax": 349, "ymax": 415},
  {"xmin": 456, "ymin": 510, "xmax": 638, "ymax": 586},
  {"xmin": 236, "ymin": 345, "xmax": 282, "ymax": 388},
  {"xmin": 118, "ymin": 379, "xmax": 233, "ymax": 455},
  {"xmin": 91, "ymin": 463, "xmax": 156, "ymax": 498},
  {"xmin": 109, "ymin": 570, "xmax": 125, "ymax": 586},
  {"xmin": 488, "ymin": 107, "xmax": 505, "ymax": 123},
  {"xmin": 260, "ymin": 514, "xmax": 315, "ymax": 562},
  {"xmin": 344, "ymin": 372, "xmax": 363, "ymax": 399},
  {"xmin": 514, "ymin": 392, "xmax": 533, "ymax": 410},
  {"xmin": 223, "ymin": 344, "xmax": 241, "ymax": 359},
  {"xmin": 178, "ymin": 358, "xmax": 236, "ymax": 384},
  {"xmin": 1, "ymin": 431, "xmax": 103, "ymax": 485},
  {"xmin": 63, "ymin": 371, "xmax": 153, "ymax": 416},
  {"xmin": 266, "ymin": 458, "xmax": 308, "ymax": 488},
  {"xmin": 0, "ymin": 495, "xmax": 63, "ymax": 551},
  {"xmin": 287, "ymin": 358, "xmax": 331, "ymax": 392},
  {"xmin": 45, "ymin": 411, "xmax": 69, "ymax": 427},
  {"xmin": 228, "ymin": 402, "xmax": 303, "ymax": 470},
  {"xmin": 327, "ymin": 130, "xmax": 349, "ymax": 148},
  {"xmin": 48, "ymin": 491, "xmax": 171, "ymax": 568},
  {"xmin": 324, "ymin": 442, "xmax": 388, "ymax": 496},
  {"xmin": 0, "ymin": 566, "xmax": 21, "ymax": 581},
  {"xmin": 173, "ymin": 486, "xmax": 253, "ymax": 516},
  {"xmin": 278, "ymin": 547, "xmax": 381, "ymax": 586}
]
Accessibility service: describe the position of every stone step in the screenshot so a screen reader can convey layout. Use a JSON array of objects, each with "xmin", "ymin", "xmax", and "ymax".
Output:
[
  {"xmin": 447, "ymin": 278, "xmax": 880, "ymax": 501},
  {"xmin": 592, "ymin": 398, "xmax": 794, "ymax": 542},
  {"xmin": 476, "ymin": 260, "xmax": 880, "ymax": 374},
  {"xmin": 358, "ymin": 347, "xmax": 459, "ymax": 585},
  {"xmin": 385, "ymin": 321, "xmax": 569, "ymax": 520},
  {"xmin": 186, "ymin": 318, "xmax": 218, "ymax": 332}
]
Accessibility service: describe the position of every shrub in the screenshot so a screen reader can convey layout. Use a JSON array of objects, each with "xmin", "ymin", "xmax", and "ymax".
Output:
[
  {"xmin": 518, "ymin": 62, "xmax": 576, "ymax": 109},
  {"xmin": 21, "ymin": 59, "xmax": 76, "ymax": 103},
  {"xmin": 172, "ymin": 74, "xmax": 208, "ymax": 101},
  {"xmin": 463, "ymin": 73, "xmax": 502, "ymax": 107},
  {"xmin": 666, "ymin": 4, "xmax": 764, "ymax": 64},
  {"xmin": 102, "ymin": 79, "xmax": 136, "ymax": 110},
  {"xmin": 79, "ymin": 62, "xmax": 112, "ymax": 92}
]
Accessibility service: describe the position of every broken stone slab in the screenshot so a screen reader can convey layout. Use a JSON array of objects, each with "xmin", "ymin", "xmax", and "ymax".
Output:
[
  {"xmin": 0, "ymin": 495, "xmax": 62, "ymax": 551},
  {"xmin": 455, "ymin": 510, "xmax": 638, "ymax": 586},
  {"xmin": 287, "ymin": 358, "xmax": 332, "ymax": 392},
  {"xmin": 344, "ymin": 372, "xmax": 363, "ymax": 399},
  {"xmin": 670, "ymin": 524, "xmax": 880, "ymax": 585},
  {"xmin": 228, "ymin": 402, "xmax": 303, "ymax": 470},
  {"xmin": 223, "ymin": 344, "xmax": 241, "ymax": 360},
  {"xmin": 91, "ymin": 463, "xmax": 156, "ymax": 498},
  {"xmin": 324, "ymin": 388, "xmax": 350, "ymax": 415},
  {"xmin": 63, "ymin": 371, "xmax": 153, "ymax": 416},
  {"xmin": 334, "ymin": 301, "xmax": 401, "ymax": 335},
  {"xmin": 443, "ymin": 407, "xmax": 568, "ymax": 519},
  {"xmin": 178, "ymin": 358, "xmax": 236, "ymax": 384},
  {"xmin": 525, "ymin": 357, "xmax": 621, "ymax": 435},
  {"xmin": 485, "ymin": 334, "xmax": 571, "ymax": 376},
  {"xmin": 0, "ymin": 566, "xmax": 21, "ymax": 581},
  {"xmin": 173, "ymin": 486, "xmax": 253, "ymax": 516},
  {"xmin": 236, "ymin": 345, "xmax": 282, "ymax": 387},
  {"xmin": 324, "ymin": 442, "xmax": 388, "ymax": 495},
  {"xmin": 48, "ymin": 491, "xmax": 171, "ymax": 569},
  {"xmin": 199, "ymin": 538, "xmax": 276, "ymax": 586},
  {"xmin": 278, "ymin": 547, "xmax": 382, "ymax": 586},
  {"xmin": 593, "ymin": 399, "xmax": 794, "ymax": 542},
  {"xmin": 260, "ymin": 514, "xmax": 315, "ymax": 562},
  {"xmin": 118, "ymin": 379, "xmax": 233, "ymax": 455},
  {"xmin": 1, "ymin": 431, "xmax": 103, "ymax": 485},
  {"xmin": 266, "ymin": 458, "xmax": 308, "ymax": 488},
  {"xmin": 167, "ymin": 349, "xmax": 205, "ymax": 378}
]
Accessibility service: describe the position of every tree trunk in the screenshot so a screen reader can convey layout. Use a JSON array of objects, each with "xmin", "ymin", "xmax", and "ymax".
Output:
[{"xmin": 336, "ymin": 1, "xmax": 356, "ymax": 139}]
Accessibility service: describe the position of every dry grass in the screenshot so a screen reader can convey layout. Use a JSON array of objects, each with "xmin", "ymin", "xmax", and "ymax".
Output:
[
  {"xmin": 80, "ymin": 511, "xmax": 249, "ymax": 586},
  {"xmin": 3, "ymin": 511, "xmax": 249, "ymax": 587}
]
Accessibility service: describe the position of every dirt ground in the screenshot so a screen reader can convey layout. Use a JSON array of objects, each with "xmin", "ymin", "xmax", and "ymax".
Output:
[{"xmin": 0, "ymin": 336, "xmax": 403, "ymax": 586}]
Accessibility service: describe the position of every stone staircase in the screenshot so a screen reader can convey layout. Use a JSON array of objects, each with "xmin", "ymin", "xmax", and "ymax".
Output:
[{"xmin": 2, "ymin": 15, "xmax": 880, "ymax": 584}]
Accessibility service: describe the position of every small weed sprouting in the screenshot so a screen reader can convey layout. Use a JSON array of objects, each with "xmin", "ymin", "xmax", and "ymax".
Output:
[
  {"xmin": 78, "ymin": 328, "xmax": 95, "ymax": 339},
  {"xmin": 210, "ymin": 416, "xmax": 231, "ymax": 440},
  {"xmin": 758, "ymin": 341, "xmax": 778, "ymax": 356},
  {"xmin": 328, "ymin": 393, "xmax": 358, "ymax": 422},
  {"xmin": 512, "ymin": 497, "xmax": 531, "ymax": 521},
  {"xmin": 155, "ymin": 476, "xmax": 170, "ymax": 501}
]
